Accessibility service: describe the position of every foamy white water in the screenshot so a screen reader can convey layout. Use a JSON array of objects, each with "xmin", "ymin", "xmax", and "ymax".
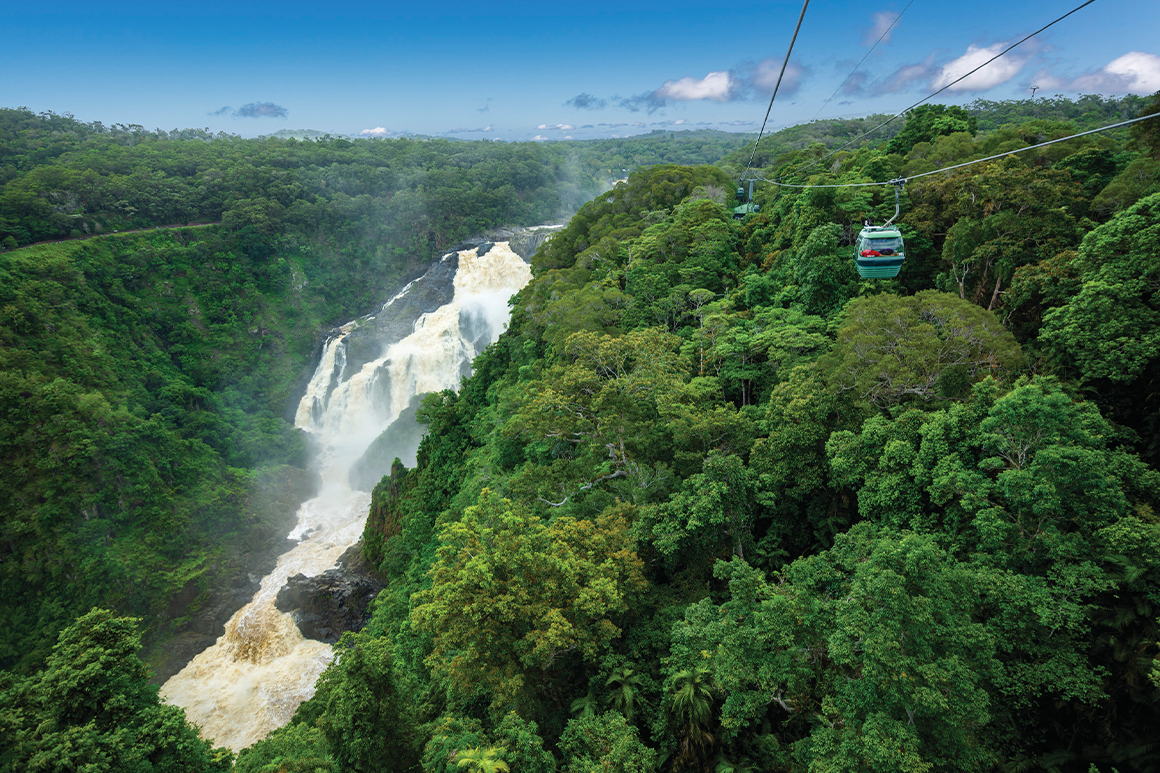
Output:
[{"xmin": 160, "ymin": 244, "xmax": 531, "ymax": 751}]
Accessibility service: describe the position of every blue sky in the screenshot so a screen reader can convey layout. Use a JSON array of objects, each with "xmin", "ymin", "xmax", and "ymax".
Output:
[{"xmin": 4, "ymin": 0, "xmax": 1158, "ymax": 141}]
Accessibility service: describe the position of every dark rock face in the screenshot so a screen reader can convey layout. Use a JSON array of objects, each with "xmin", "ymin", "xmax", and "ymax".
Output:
[
  {"xmin": 149, "ymin": 465, "xmax": 318, "ymax": 684},
  {"xmin": 348, "ymin": 393, "xmax": 427, "ymax": 491},
  {"xmin": 274, "ymin": 543, "xmax": 386, "ymax": 643},
  {"xmin": 506, "ymin": 226, "xmax": 563, "ymax": 261},
  {"xmin": 341, "ymin": 252, "xmax": 460, "ymax": 378}
]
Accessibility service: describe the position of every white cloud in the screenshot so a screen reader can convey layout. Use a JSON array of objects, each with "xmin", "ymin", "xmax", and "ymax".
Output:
[
  {"xmin": 531, "ymin": 135, "xmax": 548, "ymax": 141},
  {"xmin": 654, "ymin": 70, "xmax": 739, "ymax": 102},
  {"xmin": 1073, "ymin": 51, "xmax": 1160, "ymax": 94},
  {"xmin": 360, "ymin": 127, "xmax": 390, "ymax": 136},
  {"xmin": 931, "ymin": 43, "xmax": 1028, "ymax": 92},
  {"xmin": 622, "ymin": 57, "xmax": 806, "ymax": 113},
  {"xmin": 536, "ymin": 123, "xmax": 575, "ymax": 130},
  {"xmin": 863, "ymin": 10, "xmax": 897, "ymax": 47}
]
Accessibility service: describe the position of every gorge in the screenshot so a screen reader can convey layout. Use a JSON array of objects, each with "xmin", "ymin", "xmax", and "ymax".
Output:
[{"xmin": 159, "ymin": 241, "xmax": 532, "ymax": 750}]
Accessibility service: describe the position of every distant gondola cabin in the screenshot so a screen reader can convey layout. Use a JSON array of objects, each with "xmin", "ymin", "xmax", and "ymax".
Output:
[
  {"xmin": 732, "ymin": 202, "xmax": 760, "ymax": 220},
  {"xmin": 854, "ymin": 225, "xmax": 905, "ymax": 278}
]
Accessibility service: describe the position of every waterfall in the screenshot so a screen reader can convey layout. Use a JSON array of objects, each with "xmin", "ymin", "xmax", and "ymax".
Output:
[{"xmin": 159, "ymin": 243, "xmax": 531, "ymax": 751}]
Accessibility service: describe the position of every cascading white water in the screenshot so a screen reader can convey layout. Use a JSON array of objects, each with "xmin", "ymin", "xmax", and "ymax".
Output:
[{"xmin": 160, "ymin": 243, "xmax": 531, "ymax": 751}]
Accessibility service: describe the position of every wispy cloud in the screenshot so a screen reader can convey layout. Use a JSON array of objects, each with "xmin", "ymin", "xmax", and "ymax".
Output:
[
  {"xmin": 447, "ymin": 125, "xmax": 493, "ymax": 133},
  {"xmin": 747, "ymin": 59, "xmax": 807, "ymax": 96},
  {"xmin": 234, "ymin": 102, "xmax": 289, "ymax": 119},
  {"xmin": 841, "ymin": 71, "xmax": 869, "ymax": 97},
  {"xmin": 874, "ymin": 53, "xmax": 938, "ymax": 94},
  {"xmin": 618, "ymin": 94, "xmax": 661, "ymax": 113},
  {"xmin": 566, "ymin": 93, "xmax": 608, "ymax": 110},
  {"xmin": 210, "ymin": 103, "xmax": 289, "ymax": 119},
  {"xmin": 531, "ymin": 135, "xmax": 548, "ymax": 141},
  {"xmin": 862, "ymin": 10, "xmax": 899, "ymax": 47},
  {"xmin": 1038, "ymin": 51, "xmax": 1160, "ymax": 95},
  {"xmin": 537, "ymin": 123, "xmax": 575, "ymax": 130}
]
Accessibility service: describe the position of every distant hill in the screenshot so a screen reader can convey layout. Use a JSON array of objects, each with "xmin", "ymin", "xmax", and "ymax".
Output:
[{"xmin": 262, "ymin": 128, "xmax": 331, "ymax": 140}]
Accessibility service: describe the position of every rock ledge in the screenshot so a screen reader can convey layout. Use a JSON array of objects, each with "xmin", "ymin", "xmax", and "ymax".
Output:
[{"xmin": 274, "ymin": 542, "xmax": 386, "ymax": 643}]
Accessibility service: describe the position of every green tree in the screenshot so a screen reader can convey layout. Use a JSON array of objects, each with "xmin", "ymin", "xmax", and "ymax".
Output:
[
  {"xmin": 669, "ymin": 666, "xmax": 717, "ymax": 770},
  {"xmin": 234, "ymin": 723, "xmax": 338, "ymax": 773},
  {"xmin": 645, "ymin": 452, "xmax": 755, "ymax": 565},
  {"xmin": 887, "ymin": 104, "xmax": 978, "ymax": 155},
  {"xmin": 1041, "ymin": 192, "xmax": 1160, "ymax": 383},
  {"xmin": 605, "ymin": 666, "xmax": 649, "ymax": 724},
  {"xmin": 455, "ymin": 747, "xmax": 509, "ymax": 773},
  {"xmin": 826, "ymin": 290, "xmax": 1023, "ymax": 408},
  {"xmin": 1130, "ymin": 90, "xmax": 1160, "ymax": 158},
  {"xmin": 421, "ymin": 713, "xmax": 553, "ymax": 773},
  {"xmin": 311, "ymin": 634, "xmax": 417, "ymax": 773},
  {"xmin": 558, "ymin": 712, "xmax": 657, "ymax": 773},
  {"xmin": 411, "ymin": 490, "xmax": 647, "ymax": 712},
  {"xmin": 509, "ymin": 327, "xmax": 686, "ymax": 506},
  {"xmin": 675, "ymin": 530, "xmax": 997, "ymax": 773},
  {"xmin": 0, "ymin": 608, "xmax": 232, "ymax": 773}
]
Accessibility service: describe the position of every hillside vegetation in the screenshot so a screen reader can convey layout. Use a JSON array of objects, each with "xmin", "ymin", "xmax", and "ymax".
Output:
[
  {"xmin": 2, "ymin": 94, "xmax": 1160, "ymax": 772},
  {"xmin": 0, "ymin": 110, "xmax": 754, "ymax": 676},
  {"xmin": 241, "ymin": 94, "xmax": 1160, "ymax": 773}
]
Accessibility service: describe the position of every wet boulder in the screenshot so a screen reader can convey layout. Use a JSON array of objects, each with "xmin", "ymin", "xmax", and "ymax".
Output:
[{"xmin": 274, "ymin": 543, "xmax": 386, "ymax": 643}]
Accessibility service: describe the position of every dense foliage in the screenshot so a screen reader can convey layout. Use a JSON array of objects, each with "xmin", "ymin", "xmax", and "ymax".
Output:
[
  {"xmin": 5, "ymin": 93, "xmax": 1160, "ymax": 772},
  {"xmin": 0, "ymin": 108, "xmax": 749, "ymax": 249},
  {"xmin": 0, "ymin": 609, "xmax": 232, "ymax": 772},
  {"xmin": 240, "ymin": 94, "xmax": 1160, "ymax": 773}
]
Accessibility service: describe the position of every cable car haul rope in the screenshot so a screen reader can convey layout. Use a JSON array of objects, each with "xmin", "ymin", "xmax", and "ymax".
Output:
[
  {"xmin": 778, "ymin": 112, "xmax": 1160, "ymax": 279},
  {"xmin": 733, "ymin": 0, "xmax": 1156, "ymax": 278},
  {"xmin": 767, "ymin": 113, "xmax": 1160, "ymax": 190}
]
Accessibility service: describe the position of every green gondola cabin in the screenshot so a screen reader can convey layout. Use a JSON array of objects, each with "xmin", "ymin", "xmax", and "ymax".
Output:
[
  {"xmin": 733, "ymin": 201, "xmax": 760, "ymax": 219},
  {"xmin": 854, "ymin": 224, "xmax": 905, "ymax": 278},
  {"xmin": 733, "ymin": 184, "xmax": 760, "ymax": 220}
]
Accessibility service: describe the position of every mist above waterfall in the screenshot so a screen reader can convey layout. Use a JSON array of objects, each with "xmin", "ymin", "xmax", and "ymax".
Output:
[{"xmin": 160, "ymin": 243, "xmax": 531, "ymax": 751}]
